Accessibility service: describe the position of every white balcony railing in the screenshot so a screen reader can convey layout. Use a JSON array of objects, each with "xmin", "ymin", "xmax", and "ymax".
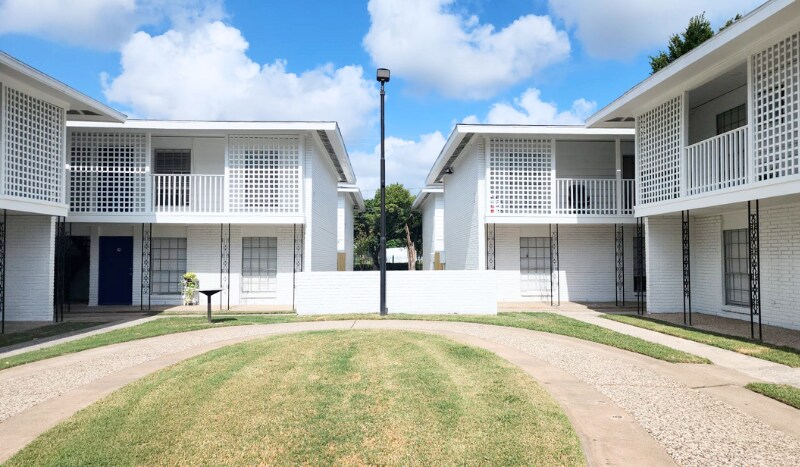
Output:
[
  {"xmin": 554, "ymin": 178, "xmax": 634, "ymax": 215},
  {"xmin": 685, "ymin": 126, "xmax": 748, "ymax": 196},
  {"xmin": 152, "ymin": 174, "xmax": 224, "ymax": 213}
]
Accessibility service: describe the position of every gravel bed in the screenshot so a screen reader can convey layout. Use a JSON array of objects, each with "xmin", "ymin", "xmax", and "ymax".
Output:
[{"xmin": 2, "ymin": 320, "xmax": 799, "ymax": 466}]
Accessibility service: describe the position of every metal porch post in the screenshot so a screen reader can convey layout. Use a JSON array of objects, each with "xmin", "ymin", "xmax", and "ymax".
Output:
[
  {"xmin": 141, "ymin": 223, "xmax": 151, "ymax": 311},
  {"xmin": 636, "ymin": 217, "xmax": 645, "ymax": 316},
  {"xmin": 682, "ymin": 210, "xmax": 692, "ymax": 326},
  {"xmin": 615, "ymin": 224, "xmax": 625, "ymax": 306},
  {"xmin": 0, "ymin": 210, "xmax": 5, "ymax": 333},
  {"xmin": 550, "ymin": 224, "xmax": 560, "ymax": 307},
  {"xmin": 220, "ymin": 224, "xmax": 231, "ymax": 311},
  {"xmin": 748, "ymin": 201, "xmax": 763, "ymax": 341}
]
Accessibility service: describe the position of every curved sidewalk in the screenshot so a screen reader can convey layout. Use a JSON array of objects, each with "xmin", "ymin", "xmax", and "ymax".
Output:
[{"xmin": 0, "ymin": 320, "xmax": 799, "ymax": 466}]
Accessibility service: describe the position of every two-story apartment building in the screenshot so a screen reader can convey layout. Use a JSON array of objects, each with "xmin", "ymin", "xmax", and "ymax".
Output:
[
  {"xmin": 0, "ymin": 52, "xmax": 125, "ymax": 328},
  {"xmin": 417, "ymin": 124, "xmax": 641, "ymax": 304},
  {"xmin": 588, "ymin": 0, "xmax": 800, "ymax": 332},
  {"xmin": 65, "ymin": 119, "xmax": 361, "ymax": 311}
]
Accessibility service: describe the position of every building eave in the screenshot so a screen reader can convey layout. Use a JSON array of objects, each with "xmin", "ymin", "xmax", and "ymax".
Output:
[{"xmin": 0, "ymin": 51, "xmax": 126, "ymax": 123}]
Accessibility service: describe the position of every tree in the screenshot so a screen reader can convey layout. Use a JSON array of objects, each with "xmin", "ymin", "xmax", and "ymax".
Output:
[
  {"xmin": 354, "ymin": 183, "xmax": 422, "ymax": 270},
  {"xmin": 649, "ymin": 14, "xmax": 714, "ymax": 74}
]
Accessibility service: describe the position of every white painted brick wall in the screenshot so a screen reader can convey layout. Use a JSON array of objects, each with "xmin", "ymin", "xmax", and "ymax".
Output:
[
  {"xmin": 308, "ymin": 141, "xmax": 338, "ymax": 271},
  {"xmin": 689, "ymin": 215, "xmax": 723, "ymax": 314},
  {"xmin": 444, "ymin": 140, "xmax": 483, "ymax": 269},
  {"xmin": 646, "ymin": 216, "xmax": 685, "ymax": 313},
  {"xmin": 6, "ymin": 215, "xmax": 55, "ymax": 321},
  {"xmin": 421, "ymin": 195, "xmax": 435, "ymax": 270},
  {"xmin": 295, "ymin": 270, "xmax": 497, "ymax": 314},
  {"xmin": 494, "ymin": 224, "xmax": 637, "ymax": 302},
  {"xmin": 756, "ymin": 203, "xmax": 800, "ymax": 330},
  {"xmin": 336, "ymin": 194, "xmax": 355, "ymax": 271}
]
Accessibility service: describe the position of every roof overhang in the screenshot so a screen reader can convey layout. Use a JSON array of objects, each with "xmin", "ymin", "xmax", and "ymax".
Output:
[
  {"xmin": 425, "ymin": 124, "xmax": 635, "ymax": 185},
  {"xmin": 586, "ymin": 0, "xmax": 800, "ymax": 128},
  {"xmin": 0, "ymin": 51, "xmax": 126, "ymax": 123},
  {"xmin": 411, "ymin": 185, "xmax": 444, "ymax": 211},
  {"xmin": 338, "ymin": 183, "xmax": 366, "ymax": 211},
  {"xmin": 68, "ymin": 119, "xmax": 357, "ymax": 184}
]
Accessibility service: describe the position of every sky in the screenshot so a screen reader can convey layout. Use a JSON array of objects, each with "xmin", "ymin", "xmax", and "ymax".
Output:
[{"xmin": 0, "ymin": 0, "xmax": 765, "ymax": 197}]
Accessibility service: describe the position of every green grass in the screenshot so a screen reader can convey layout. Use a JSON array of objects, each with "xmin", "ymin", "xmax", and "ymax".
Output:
[
  {"xmin": 5, "ymin": 331, "xmax": 585, "ymax": 466},
  {"xmin": 0, "ymin": 312, "xmax": 708, "ymax": 371},
  {"xmin": 602, "ymin": 314, "xmax": 800, "ymax": 367},
  {"xmin": 746, "ymin": 383, "xmax": 800, "ymax": 410},
  {"xmin": 0, "ymin": 322, "xmax": 106, "ymax": 349}
]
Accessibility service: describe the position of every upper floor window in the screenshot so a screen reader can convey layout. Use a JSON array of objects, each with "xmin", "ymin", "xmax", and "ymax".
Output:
[
  {"xmin": 154, "ymin": 149, "xmax": 191, "ymax": 174},
  {"xmin": 716, "ymin": 104, "xmax": 747, "ymax": 135}
]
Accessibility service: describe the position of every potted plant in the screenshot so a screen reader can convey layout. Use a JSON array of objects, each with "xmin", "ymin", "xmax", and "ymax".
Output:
[{"xmin": 182, "ymin": 272, "xmax": 199, "ymax": 305}]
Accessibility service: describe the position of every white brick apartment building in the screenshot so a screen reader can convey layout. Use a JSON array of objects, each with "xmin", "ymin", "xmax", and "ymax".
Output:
[
  {"xmin": 0, "ymin": 52, "xmax": 125, "ymax": 328},
  {"xmin": 64, "ymin": 120, "xmax": 362, "ymax": 311},
  {"xmin": 588, "ymin": 0, "xmax": 800, "ymax": 332},
  {"xmin": 416, "ymin": 124, "xmax": 642, "ymax": 304}
]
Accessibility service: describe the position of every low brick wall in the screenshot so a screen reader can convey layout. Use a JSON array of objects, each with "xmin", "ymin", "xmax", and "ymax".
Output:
[{"xmin": 295, "ymin": 270, "xmax": 497, "ymax": 315}]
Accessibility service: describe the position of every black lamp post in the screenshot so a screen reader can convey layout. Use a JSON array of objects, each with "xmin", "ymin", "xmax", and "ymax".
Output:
[{"xmin": 377, "ymin": 68, "xmax": 390, "ymax": 316}]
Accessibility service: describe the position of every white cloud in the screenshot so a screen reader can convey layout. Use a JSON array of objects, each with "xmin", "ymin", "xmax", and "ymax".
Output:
[
  {"xmin": 464, "ymin": 88, "xmax": 596, "ymax": 125},
  {"xmin": 363, "ymin": 0, "xmax": 570, "ymax": 99},
  {"xmin": 549, "ymin": 0, "xmax": 765, "ymax": 59},
  {"xmin": 350, "ymin": 132, "xmax": 447, "ymax": 193},
  {"xmin": 102, "ymin": 21, "xmax": 378, "ymax": 139},
  {"xmin": 0, "ymin": 0, "xmax": 225, "ymax": 49}
]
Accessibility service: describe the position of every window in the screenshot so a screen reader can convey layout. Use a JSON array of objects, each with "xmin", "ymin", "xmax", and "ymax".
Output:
[
  {"xmin": 154, "ymin": 149, "xmax": 191, "ymax": 207},
  {"xmin": 242, "ymin": 237, "xmax": 278, "ymax": 293},
  {"xmin": 151, "ymin": 238, "xmax": 187, "ymax": 294},
  {"xmin": 724, "ymin": 229, "xmax": 750, "ymax": 307},
  {"xmin": 716, "ymin": 104, "xmax": 747, "ymax": 135},
  {"xmin": 520, "ymin": 237, "xmax": 550, "ymax": 295}
]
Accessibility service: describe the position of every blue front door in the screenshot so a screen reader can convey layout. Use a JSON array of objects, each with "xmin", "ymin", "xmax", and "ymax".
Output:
[{"xmin": 98, "ymin": 236, "xmax": 133, "ymax": 305}]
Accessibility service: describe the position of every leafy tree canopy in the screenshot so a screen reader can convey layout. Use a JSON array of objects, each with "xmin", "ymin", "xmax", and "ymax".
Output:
[
  {"xmin": 354, "ymin": 183, "xmax": 421, "ymax": 270},
  {"xmin": 649, "ymin": 13, "xmax": 742, "ymax": 74}
]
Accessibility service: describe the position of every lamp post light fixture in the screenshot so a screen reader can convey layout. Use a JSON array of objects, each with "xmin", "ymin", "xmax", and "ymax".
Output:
[{"xmin": 377, "ymin": 68, "xmax": 390, "ymax": 316}]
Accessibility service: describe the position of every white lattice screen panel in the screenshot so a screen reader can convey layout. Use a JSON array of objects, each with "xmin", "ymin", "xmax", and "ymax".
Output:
[
  {"xmin": 228, "ymin": 135, "xmax": 301, "ymax": 213},
  {"xmin": 2, "ymin": 86, "xmax": 65, "ymax": 203},
  {"xmin": 69, "ymin": 132, "xmax": 148, "ymax": 213},
  {"xmin": 637, "ymin": 95, "xmax": 682, "ymax": 204},
  {"xmin": 752, "ymin": 31, "xmax": 800, "ymax": 181},
  {"xmin": 488, "ymin": 138, "xmax": 552, "ymax": 214}
]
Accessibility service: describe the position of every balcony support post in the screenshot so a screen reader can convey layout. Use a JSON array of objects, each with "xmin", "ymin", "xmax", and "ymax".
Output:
[
  {"xmin": 220, "ymin": 223, "xmax": 231, "ymax": 311},
  {"xmin": 682, "ymin": 210, "xmax": 692, "ymax": 326},
  {"xmin": 140, "ymin": 223, "xmax": 151, "ymax": 311},
  {"xmin": 615, "ymin": 138, "xmax": 622, "ymax": 215},
  {"xmin": 748, "ymin": 200, "xmax": 763, "ymax": 341},
  {"xmin": 550, "ymin": 224, "xmax": 559, "ymax": 307},
  {"xmin": 615, "ymin": 224, "xmax": 625, "ymax": 307},
  {"xmin": 636, "ymin": 217, "xmax": 646, "ymax": 316}
]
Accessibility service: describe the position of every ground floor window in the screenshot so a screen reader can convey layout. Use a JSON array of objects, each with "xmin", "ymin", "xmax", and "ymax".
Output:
[
  {"xmin": 151, "ymin": 237, "xmax": 187, "ymax": 294},
  {"xmin": 724, "ymin": 229, "xmax": 750, "ymax": 306},
  {"xmin": 520, "ymin": 237, "xmax": 550, "ymax": 295},
  {"xmin": 242, "ymin": 237, "xmax": 278, "ymax": 293}
]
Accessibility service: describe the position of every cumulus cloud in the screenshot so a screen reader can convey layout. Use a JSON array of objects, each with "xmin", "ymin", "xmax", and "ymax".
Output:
[
  {"xmin": 363, "ymin": 0, "xmax": 570, "ymax": 99},
  {"xmin": 464, "ymin": 88, "xmax": 596, "ymax": 125},
  {"xmin": 350, "ymin": 132, "xmax": 447, "ymax": 193},
  {"xmin": 0, "ymin": 0, "xmax": 225, "ymax": 49},
  {"xmin": 102, "ymin": 21, "xmax": 378, "ymax": 138},
  {"xmin": 549, "ymin": 0, "xmax": 765, "ymax": 59}
]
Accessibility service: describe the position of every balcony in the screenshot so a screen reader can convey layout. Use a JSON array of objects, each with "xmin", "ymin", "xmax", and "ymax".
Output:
[
  {"xmin": 685, "ymin": 127, "xmax": 748, "ymax": 196},
  {"xmin": 555, "ymin": 178, "xmax": 635, "ymax": 216},
  {"xmin": 153, "ymin": 174, "xmax": 224, "ymax": 213}
]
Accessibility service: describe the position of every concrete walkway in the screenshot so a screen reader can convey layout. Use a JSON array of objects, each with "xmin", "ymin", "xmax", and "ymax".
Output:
[{"xmin": 1, "ymin": 320, "xmax": 799, "ymax": 466}]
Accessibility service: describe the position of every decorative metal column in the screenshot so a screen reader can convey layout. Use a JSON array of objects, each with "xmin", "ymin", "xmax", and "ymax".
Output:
[
  {"xmin": 140, "ymin": 223, "xmax": 151, "ymax": 311},
  {"xmin": 292, "ymin": 224, "xmax": 305, "ymax": 311},
  {"xmin": 53, "ymin": 216, "xmax": 67, "ymax": 322},
  {"xmin": 682, "ymin": 210, "xmax": 692, "ymax": 326},
  {"xmin": 550, "ymin": 224, "xmax": 560, "ymax": 307},
  {"xmin": 220, "ymin": 224, "xmax": 231, "ymax": 311},
  {"xmin": 748, "ymin": 201, "xmax": 763, "ymax": 341},
  {"xmin": 486, "ymin": 224, "xmax": 496, "ymax": 270},
  {"xmin": 615, "ymin": 224, "xmax": 625, "ymax": 306},
  {"xmin": 636, "ymin": 217, "xmax": 645, "ymax": 316},
  {"xmin": 0, "ymin": 210, "xmax": 5, "ymax": 334}
]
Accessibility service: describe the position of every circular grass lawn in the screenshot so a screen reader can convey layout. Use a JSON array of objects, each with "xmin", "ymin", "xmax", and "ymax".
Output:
[{"xmin": 8, "ymin": 331, "xmax": 584, "ymax": 466}]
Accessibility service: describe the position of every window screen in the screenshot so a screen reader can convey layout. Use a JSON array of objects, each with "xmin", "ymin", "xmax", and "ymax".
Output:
[
  {"xmin": 242, "ymin": 237, "xmax": 278, "ymax": 293},
  {"xmin": 154, "ymin": 149, "xmax": 191, "ymax": 174},
  {"xmin": 716, "ymin": 104, "xmax": 747, "ymax": 135},
  {"xmin": 724, "ymin": 229, "xmax": 750, "ymax": 306},
  {"xmin": 151, "ymin": 238, "xmax": 187, "ymax": 294}
]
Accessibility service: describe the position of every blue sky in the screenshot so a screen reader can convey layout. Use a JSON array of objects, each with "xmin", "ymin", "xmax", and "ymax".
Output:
[{"xmin": 0, "ymin": 0, "xmax": 763, "ymax": 195}]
